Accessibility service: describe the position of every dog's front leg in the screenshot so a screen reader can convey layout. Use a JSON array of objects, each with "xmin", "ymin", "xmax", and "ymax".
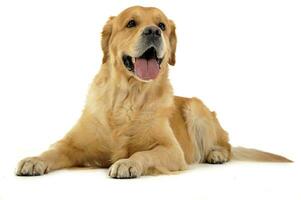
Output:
[
  {"xmin": 16, "ymin": 141, "xmax": 77, "ymax": 176},
  {"xmin": 16, "ymin": 111, "xmax": 109, "ymax": 176},
  {"xmin": 108, "ymin": 121, "xmax": 187, "ymax": 178}
]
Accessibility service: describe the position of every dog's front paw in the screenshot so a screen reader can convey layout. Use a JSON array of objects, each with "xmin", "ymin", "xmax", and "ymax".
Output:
[
  {"xmin": 108, "ymin": 159, "xmax": 142, "ymax": 179},
  {"xmin": 16, "ymin": 157, "xmax": 48, "ymax": 176}
]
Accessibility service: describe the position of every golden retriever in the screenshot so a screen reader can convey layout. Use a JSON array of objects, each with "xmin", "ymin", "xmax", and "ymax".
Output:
[{"xmin": 16, "ymin": 6, "xmax": 291, "ymax": 178}]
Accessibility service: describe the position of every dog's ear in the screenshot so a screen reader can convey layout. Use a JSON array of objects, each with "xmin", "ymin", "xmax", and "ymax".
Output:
[
  {"xmin": 101, "ymin": 16, "xmax": 115, "ymax": 64},
  {"xmin": 168, "ymin": 20, "xmax": 177, "ymax": 66}
]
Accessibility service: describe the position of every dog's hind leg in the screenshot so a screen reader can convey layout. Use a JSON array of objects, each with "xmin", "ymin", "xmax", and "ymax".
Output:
[{"xmin": 183, "ymin": 97, "xmax": 231, "ymax": 164}]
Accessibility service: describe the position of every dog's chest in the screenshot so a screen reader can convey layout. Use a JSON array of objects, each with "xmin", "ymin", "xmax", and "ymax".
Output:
[
  {"xmin": 107, "ymin": 89, "xmax": 153, "ymax": 127},
  {"xmin": 90, "ymin": 82, "xmax": 166, "ymax": 131},
  {"xmin": 109, "ymin": 104, "xmax": 137, "ymax": 127}
]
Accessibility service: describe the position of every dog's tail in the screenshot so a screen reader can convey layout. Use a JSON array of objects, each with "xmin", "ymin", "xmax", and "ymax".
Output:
[{"xmin": 231, "ymin": 147, "xmax": 292, "ymax": 162}]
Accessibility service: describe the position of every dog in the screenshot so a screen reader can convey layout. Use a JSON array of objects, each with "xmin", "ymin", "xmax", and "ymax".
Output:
[{"xmin": 16, "ymin": 6, "xmax": 291, "ymax": 178}]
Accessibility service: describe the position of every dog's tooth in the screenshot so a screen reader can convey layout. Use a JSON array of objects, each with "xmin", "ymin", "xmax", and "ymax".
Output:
[{"xmin": 132, "ymin": 57, "xmax": 135, "ymax": 63}]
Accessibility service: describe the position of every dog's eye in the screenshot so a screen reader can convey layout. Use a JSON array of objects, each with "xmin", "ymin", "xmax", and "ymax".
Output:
[
  {"xmin": 158, "ymin": 22, "xmax": 166, "ymax": 31},
  {"xmin": 127, "ymin": 20, "xmax": 136, "ymax": 28}
]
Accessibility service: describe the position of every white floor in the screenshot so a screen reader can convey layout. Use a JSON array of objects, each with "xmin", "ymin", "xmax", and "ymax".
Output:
[{"xmin": 1, "ymin": 153, "xmax": 300, "ymax": 200}]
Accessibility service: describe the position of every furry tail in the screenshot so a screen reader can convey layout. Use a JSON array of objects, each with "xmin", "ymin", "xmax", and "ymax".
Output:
[{"xmin": 231, "ymin": 147, "xmax": 292, "ymax": 162}]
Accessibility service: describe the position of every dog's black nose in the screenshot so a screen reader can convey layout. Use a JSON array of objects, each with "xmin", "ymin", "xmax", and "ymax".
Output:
[{"xmin": 143, "ymin": 26, "xmax": 161, "ymax": 37}]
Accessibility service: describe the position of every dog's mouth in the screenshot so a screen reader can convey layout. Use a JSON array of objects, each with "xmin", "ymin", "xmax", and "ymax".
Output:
[{"xmin": 122, "ymin": 47, "xmax": 163, "ymax": 81}]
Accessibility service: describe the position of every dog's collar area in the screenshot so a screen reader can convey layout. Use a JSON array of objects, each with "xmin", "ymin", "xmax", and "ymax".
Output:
[{"xmin": 122, "ymin": 47, "xmax": 163, "ymax": 81}]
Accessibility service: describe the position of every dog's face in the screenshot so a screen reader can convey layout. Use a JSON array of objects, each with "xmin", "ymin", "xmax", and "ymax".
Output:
[{"xmin": 101, "ymin": 6, "xmax": 177, "ymax": 82}]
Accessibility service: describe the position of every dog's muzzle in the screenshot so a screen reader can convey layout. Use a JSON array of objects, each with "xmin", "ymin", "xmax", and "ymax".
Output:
[{"xmin": 122, "ymin": 26, "xmax": 164, "ymax": 81}]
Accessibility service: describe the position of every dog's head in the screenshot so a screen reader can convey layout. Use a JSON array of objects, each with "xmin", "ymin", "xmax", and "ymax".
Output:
[{"xmin": 101, "ymin": 6, "xmax": 176, "ymax": 82}]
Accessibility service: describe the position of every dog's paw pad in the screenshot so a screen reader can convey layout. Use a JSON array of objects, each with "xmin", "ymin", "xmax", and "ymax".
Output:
[
  {"xmin": 108, "ymin": 159, "xmax": 142, "ymax": 179},
  {"xmin": 16, "ymin": 157, "xmax": 48, "ymax": 176}
]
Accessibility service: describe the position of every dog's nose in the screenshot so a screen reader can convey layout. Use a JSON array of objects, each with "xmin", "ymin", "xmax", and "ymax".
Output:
[{"xmin": 143, "ymin": 26, "xmax": 161, "ymax": 37}]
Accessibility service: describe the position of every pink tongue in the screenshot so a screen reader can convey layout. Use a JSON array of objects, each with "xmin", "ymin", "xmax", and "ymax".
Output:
[{"xmin": 134, "ymin": 58, "xmax": 160, "ymax": 81}]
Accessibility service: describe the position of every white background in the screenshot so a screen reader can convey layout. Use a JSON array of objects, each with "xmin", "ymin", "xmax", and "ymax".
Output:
[{"xmin": 0, "ymin": 0, "xmax": 300, "ymax": 199}]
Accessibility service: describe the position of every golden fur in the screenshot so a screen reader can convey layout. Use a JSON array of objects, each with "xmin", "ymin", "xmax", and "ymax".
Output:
[{"xmin": 16, "ymin": 6, "xmax": 291, "ymax": 178}]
